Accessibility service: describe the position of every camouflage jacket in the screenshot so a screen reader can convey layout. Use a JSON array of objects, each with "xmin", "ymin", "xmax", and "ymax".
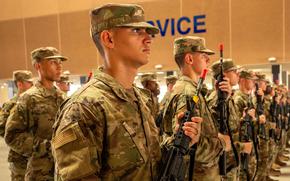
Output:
[
  {"xmin": 4, "ymin": 81, "xmax": 64, "ymax": 180},
  {"xmin": 0, "ymin": 95, "xmax": 18, "ymax": 137},
  {"xmin": 0, "ymin": 95, "xmax": 28, "ymax": 164},
  {"xmin": 207, "ymin": 91, "xmax": 243, "ymax": 169},
  {"xmin": 52, "ymin": 70, "xmax": 161, "ymax": 181},
  {"xmin": 161, "ymin": 76, "xmax": 225, "ymax": 180}
]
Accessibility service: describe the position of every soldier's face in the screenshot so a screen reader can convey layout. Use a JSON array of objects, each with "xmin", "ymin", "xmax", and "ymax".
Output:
[
  {"xmin": 224, "ymin": 70, "xmax": 239, "ymax": 86},
  {"xmin": 147, "ymin": 81, "xmax": 160, "ymax": 96},
  {"xmin": 191, "ymin": 52, "xmax": 210, "ymax": 75},
  {"xmin": 110, "ymin": 27, "xmax": 153, "ymax": 68},
  {"xmin": 258, "ymin": 81, "xmax": 267, "ymax": 91},
  {"xmin": 38, "ymin": 59, "xmax": 62, "ymax": 82}
]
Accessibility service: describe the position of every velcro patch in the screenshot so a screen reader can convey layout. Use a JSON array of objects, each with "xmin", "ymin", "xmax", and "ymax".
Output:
[{"xmin": 52, "ymin": 128, "xmax": 77, "ymax": 149}]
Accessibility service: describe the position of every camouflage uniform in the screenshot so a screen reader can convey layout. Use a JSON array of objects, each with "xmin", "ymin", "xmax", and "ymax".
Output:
[
  {"xmin": 159, "ymin": 75, "xmax": 178, "ymax": 110},
  {"xmin": 233, "ymin": 89, "xmax": 258, "ymax": 181},
  {"xmin": 253, "ymin": 73, "xmax": 270, "ymax": 181},
  {"xmin": 1, "ymin": 95, "xmax": 28, "ymax": 181},
  {"xmin": 4, "ymin": 81, "xmax": 64, "ymax": 181},
  {"xmin": 140, "ymin": 73, "xmax": 160, "ymax": 120},
  {"xmin": 0, "ymin": 70, "xmax": 34, "ymax": 181},
  {"xmin": 52, "ymin": 70, "xmax": 161, "ymax": 180},
  {"xmin": 5, "ymin": 47, "xmax": 67, "ymax": 181},
  {"xmin": 56, "ymin": 73, "xmax": 73, "ymax": 99},
  {"xmin": 52, "ymin": 3, "xmax": 161, "ymax": 181},
  {"xmin": 163, "ymin": 76, "xmax": 225, "ymax": 181},
  {"xmin": 162, "ymin": 37, "xmax": 224, "ymax": 181},
  {"xmin": 206, "ymin": 59, "xmax": 243, "ymax": 181}
]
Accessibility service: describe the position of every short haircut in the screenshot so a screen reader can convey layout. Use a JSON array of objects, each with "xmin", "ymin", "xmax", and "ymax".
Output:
[
  {"xmin": 92, "ymin": 33, "xmax": 105, "ymax": 58},
  {"xmin": 174, "ymin": 53, "xmax": 186, "ymax": 68}
]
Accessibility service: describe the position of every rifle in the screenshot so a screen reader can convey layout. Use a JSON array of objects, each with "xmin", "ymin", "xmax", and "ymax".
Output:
[
  {"xmin": 215, "ymin": 44, "xmax": 239, "ymax": 176},
  {"xmin": 158, "ymin": 69, "xmax": 208, "ymax": 181},
  {"xmin": 270, "ymin": 92, "xmax": 282, "ymax": 142},
  {"xmin": 239, "ymin": 96, "xmax": 259, "ymax": 181},
  {"xmin": 255, "ymin": 83, "xmax": 266, "ymax": 139},
  {"xmin": 239, "ymin": 110, "xmax": 253, "ymax": 181}
]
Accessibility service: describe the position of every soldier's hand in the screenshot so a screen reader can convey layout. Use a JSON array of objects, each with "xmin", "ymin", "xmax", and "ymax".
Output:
[
  {"xmin": 257, "ymin": 88, "xmax": 264, "ymax": 97},
  {"xmin": 269, "ymin": 122, "xmax": 276, "ymax": 129},
  {"xmin": 176, "ymin": 112, "xmax": 203, "ymax": 147},
  {"xmin": 242, "ymin": 142, "xmax": 253, "ymax": 154},
  {"xmin": 218, "ymin": 133, "xmax": 231, "ymax": 152},
  {"xmin": 247, "ymin": 108, "xmax": 256, "ymax": 120},
  {"xmin": 259, "ymin": 114, "xmax": 266, "ymax": 124},
  {"xmin": 217, "ymin": 77, "xmax": 232, "ymax": 97}
]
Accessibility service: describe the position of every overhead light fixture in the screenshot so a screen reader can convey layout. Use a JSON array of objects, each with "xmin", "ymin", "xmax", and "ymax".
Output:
[
  {"xmin": 268, "ymin": 57, "xmax": 277, "ymax": 62},
  {"xmin": 155, "ymin": 64, "xmax": 163, "ymax": 70}
]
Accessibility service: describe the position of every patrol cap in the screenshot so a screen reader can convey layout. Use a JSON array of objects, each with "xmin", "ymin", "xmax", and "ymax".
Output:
[
  {"xmin": 31, "ymin": 47, "xmax": 68, "ymax": 64},
  {"xmin": 165, "ymin": 75, "xmax": 178, "ymax": 84},
  {"xmin": 13, "ymin": 70, "xmax": 34, "ymax": 82},
  {"xmin": 140, "ymin": 73, "xmax": 157, "ymax": 84},
  {"xmin": 239, "ymin": 69, "xmax": 257, "ymax": 80},
  {"xmin": 255, "ymin": 72, "xmax": 269, "ymax": 83},
  {"xmin": 174, "ymin": 36, "xmax": 215, "ymax": 56},
  {"xmin": 58, "ymin": 74, "xmax": 72, "ymax": 83},
  {"xmin": 90, "ymin": 4, "xmax": 159, "ymax": 36},
  {"xmin": 211, "ymin": 59, "xmax": 240, "ymax": 77}
]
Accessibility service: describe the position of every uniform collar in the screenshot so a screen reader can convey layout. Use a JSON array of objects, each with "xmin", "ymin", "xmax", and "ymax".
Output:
[
  {"xmin": 34, "ymin": 81, "xmax": 60, "ymax": 98},
  {"xmin": 93, "ymin": 70, "xmax": 139, "ymax": 102}
]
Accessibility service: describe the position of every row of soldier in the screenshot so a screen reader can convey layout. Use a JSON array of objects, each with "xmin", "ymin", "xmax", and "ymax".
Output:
[{"xmin": 0, "ymin": 2, "xmax": 289, "ymax": 181}]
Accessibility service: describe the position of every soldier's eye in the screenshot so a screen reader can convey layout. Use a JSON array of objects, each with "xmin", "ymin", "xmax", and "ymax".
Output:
[{"xmin": 132, "ymin": 28, "xmax": 142, "ymax": 33}]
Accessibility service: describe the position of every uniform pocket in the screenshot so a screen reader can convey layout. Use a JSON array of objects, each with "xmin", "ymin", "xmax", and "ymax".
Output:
[{"xmin": 107, "ymin": 121, "xmax": 145, "ymax": 172}]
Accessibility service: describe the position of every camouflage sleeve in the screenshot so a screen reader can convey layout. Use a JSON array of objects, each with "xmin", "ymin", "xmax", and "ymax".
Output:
[
  {"xmin": 0, "ymin": 102, "xmax": 13, "ymax": 137},
  {"xmin": 4, "ymin": 95, "xmax": 49, "ymax": 157},
  {"xmin": 234, "ymin": 97, "xmax": 245, "ymax": 119},
  {"xmin": 52, "ymin": 102, "xmax": 104, "ymax": 180},
  {"xmin": 171, "ymin": 94, "xmax": 224, "ymax": 164}
]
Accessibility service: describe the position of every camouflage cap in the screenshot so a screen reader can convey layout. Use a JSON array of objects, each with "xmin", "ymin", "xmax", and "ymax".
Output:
[
  {"xmin": 239, "ymin": 69, "xmax": 257, "ymax": 80},
  {"xmin": 90, "ymin": 3, "xmax": 159, "ymax": 36},
  {"xmin": 255, "ymin": 72, "xmax": 269, "ymax": 83},
  {"xmin": 211, "ymin": 59, "xmax": 239, "ymax": 77},
  {"xmin": 174, "ymin": 36, "xmax": 215, "ymax": 56},
  {"xmin": 31, "ymin": 47, "xmax": 68, "ymax": 64},
  {"xmin": 165, "ymin": 75, "xmax": 178, "ymax": 84},
  {"xmin": 58, "ymin": 74, "xmax": 72, "ymax": 83},
  {"xmin": 13, "ymin": 70, "xmax": 34, "ymax": 82},
  {"xmin": 140, "ymin": 73, "xmax": 157, "ymax": 84}
]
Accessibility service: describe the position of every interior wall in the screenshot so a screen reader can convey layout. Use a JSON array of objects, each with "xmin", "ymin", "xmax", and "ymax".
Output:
[{"xmin": 0, "ymin": 0, "xmax": 289, "ymax": 79}]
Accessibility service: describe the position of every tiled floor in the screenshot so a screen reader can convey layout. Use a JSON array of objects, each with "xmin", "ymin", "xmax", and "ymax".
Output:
[{"xmin": 0, "ymin": 138, "xmax": 289, "ymax": 180}]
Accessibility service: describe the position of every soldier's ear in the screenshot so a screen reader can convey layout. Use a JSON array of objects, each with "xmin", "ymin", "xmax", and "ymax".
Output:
[
  {"xmin": 184, "ymin": 53, "xmax": 194, "ymax": 65},
  {"xmin": 100, "ymin": 30, "xmax": 114, "ymax": 49},
  {"xmin": 33, "ymin": 62, "xmax": 40, "ymax": 70}
]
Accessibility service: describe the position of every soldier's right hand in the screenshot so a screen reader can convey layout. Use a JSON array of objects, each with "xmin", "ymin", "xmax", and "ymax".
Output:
[
  {"xmin": 242, "ymin": 142, "xmax": 253, "ymax": 154},
  {"xmin": 247, "ymin": 108, "xmax": 256, "ymax": 120},
  {"xmin": 218, "ymin": 133, "xmax": 231, "ymax": 152},
  {"xmin": 175, "ymin": 112, "xmax": 203, "ymax": 147}
]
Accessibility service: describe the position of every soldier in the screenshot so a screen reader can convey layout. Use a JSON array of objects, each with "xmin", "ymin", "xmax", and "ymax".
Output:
[
  {"xmin": 233, "ymin": 70, "xmax": 260, "ymax": 181},
  {"xmin": 4, "ymin": 47, "xmax": 67, "ymax": 180},
  {"xmin": 56, "ymin": 72, "xmax": 72, "ymax": 96},
  {"xmin": 254, "ymin": 73, "xmax": 275, "ymax": 181},
  {"xmin": 51, "ymin": 3, "xmax": 201, "ymax": 181},
  {"xmin": 140, "ymin": 73, "xmax": 160, "ymax": 119},
  {"xmin": 160, "ymin": 75, "xmax": 178, "ymax": 110},
  {"xmin": 161, "ymin": 36, "xmax": 232, "ymax": 181},
  {"xmin": 207, "ymin": 59, "xmax": 252, "ymax": 181},
  {"xmin": 0, "ymin": 70, "xmax": 33, "ymax": 181}
]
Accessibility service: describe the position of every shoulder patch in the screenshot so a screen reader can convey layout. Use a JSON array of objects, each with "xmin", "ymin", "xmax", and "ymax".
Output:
[{"xmin": 53, "ymin": 128, "xmax": 77, "ymax": 149}]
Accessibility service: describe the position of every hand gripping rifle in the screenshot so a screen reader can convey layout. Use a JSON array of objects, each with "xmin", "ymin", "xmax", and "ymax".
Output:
[
  {"xmin": 255, "ymin": 83, "xmax": 266, "ymax": 139},
  {"xmin": 216, "ymin": 44, "xmax": 239, "ymax": 176},
  {"xmin": 158, "ymin": 69, "xmax": 208, "ymax": 181},
  {"xmin": 239, "ymin": 97, "xmax": 259, "ymax": 181}
]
